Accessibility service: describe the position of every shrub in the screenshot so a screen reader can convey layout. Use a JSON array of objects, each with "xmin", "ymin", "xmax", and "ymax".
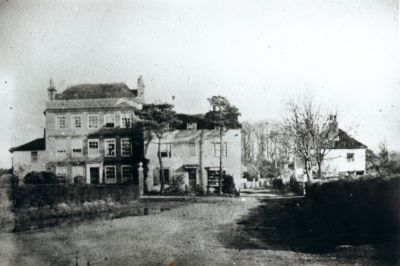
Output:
[
  {"xmin": 41, "ymin": 171, "xmax": 63, "ymax": 184},
  {"xmin": 222, "ymin": 175, "xmax": 236, "ymax": 194},
  {"xmin": 164, "ymin": 175, "xmax": 185, "ymax": 193},
  {"xmin": 23, "ymin": 171, "xmax": 44, "ymax": 184},
  {"xmin": 272, "ymin": 178, "xmax": 284, "ymax": 189},
  {"xmin": 73, "ymin": 175, "xmax": 86, "ymax": 184}
]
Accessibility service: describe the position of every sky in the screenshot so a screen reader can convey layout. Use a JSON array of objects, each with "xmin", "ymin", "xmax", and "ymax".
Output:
[{"xmin": 0, "ymin": 0, "xmax": 399, "ymax": 168}]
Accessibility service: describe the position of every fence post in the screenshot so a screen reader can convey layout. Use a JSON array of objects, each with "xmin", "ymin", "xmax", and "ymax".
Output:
[
  {"xmin": 138, "ymin": 162, "xmax": 144, "ymax": 197},
  {"xmin": 0, "ymin": 175, "xmax": 16, "ymax": 232}
]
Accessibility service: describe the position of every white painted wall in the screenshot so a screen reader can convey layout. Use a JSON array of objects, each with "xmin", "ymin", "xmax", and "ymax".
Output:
[
  {"xmin": 12, "ymin": 150, "xmax": 47, "ymax": 180},
  {"xmin": 145, "ymin": 129, "xmax": 242, "ymax": 192}
]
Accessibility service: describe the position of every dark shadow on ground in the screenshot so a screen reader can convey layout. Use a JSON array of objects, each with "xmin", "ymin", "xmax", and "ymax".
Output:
[{"xmin": 219, "ymin": 198, "xmax": 400, "ymax": 265}]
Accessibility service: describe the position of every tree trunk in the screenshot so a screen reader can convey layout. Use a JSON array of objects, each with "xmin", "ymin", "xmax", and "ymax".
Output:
[
  {"xmin": 157, "ymin": 138, "xmax": 165, "ymax": 194},
  {"xmin": 304, "ymin": 157, "xmax": 312, "ymax": 182},
  {"xmin": 219, "ymin": 126, "xmax": 223, "ymax": 195}
]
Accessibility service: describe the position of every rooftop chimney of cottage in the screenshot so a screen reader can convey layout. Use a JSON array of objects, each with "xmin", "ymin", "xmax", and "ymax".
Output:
[
  {"xmin": 137, "ymin": 75, "xmax": 145, "ymax": 102},
  {"xmin": 47, "ymin": 79, "xmax": 56, "ymax": 101},
  {"xmin": 328, "ymin": 114, "xmax": 339, "ymax": 138}
]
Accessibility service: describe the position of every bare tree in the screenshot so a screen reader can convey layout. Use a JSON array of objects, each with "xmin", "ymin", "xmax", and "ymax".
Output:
[{"xmin": 284, "ymin": 98, "xmax": 337, "ymax": 181}]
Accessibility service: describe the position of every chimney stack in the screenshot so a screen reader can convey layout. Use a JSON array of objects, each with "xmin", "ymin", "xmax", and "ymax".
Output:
[
  {"xmin": 137, "ymin": 75, "xmax": 145, "ymax": 103},
  {"xmin": 47, "ymin": 79, "xmax": 56, "ymax": 101}
]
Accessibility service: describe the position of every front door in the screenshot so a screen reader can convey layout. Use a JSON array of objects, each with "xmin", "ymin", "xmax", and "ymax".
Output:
[
  {"xmin": 89, "ymin": 167, "xmax": 100, "ymax": 184},
  {"xmin": 188, "ymin": 169, "xmax": 197, "ymax": 192}
]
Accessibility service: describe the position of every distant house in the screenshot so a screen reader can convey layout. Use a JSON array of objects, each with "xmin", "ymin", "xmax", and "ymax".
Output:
[
  {"xmin": 145, "ymin": 115, "xmax": 243, "ymax": 193},
  {"xmin": 9, "ymin": 138, "xmax": 46, "ymax": 178},
  {"xmin": 294, "ymin": 116, "xmax": 367, "ymax": 180},
  {"xmin": 10, "ymin": 77, "xmax": 146, "ymax": 184}
]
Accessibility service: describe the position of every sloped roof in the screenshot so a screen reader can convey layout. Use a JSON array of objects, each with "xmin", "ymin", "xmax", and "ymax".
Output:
[
  {"xmin": 55, "ymin": 83, "xmax": 137, "ymax": 100},
  {"xmin": 9, "ymin": 138, "xmax": 45, "ymax": 152},
  {"xmin": 333, "ymin": 129, "xmax": 367, "ymax": 149}
]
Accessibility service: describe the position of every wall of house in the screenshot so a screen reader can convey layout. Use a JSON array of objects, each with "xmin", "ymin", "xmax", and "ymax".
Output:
[
  {"xmin": 322, "ymin": 149, "xmax": 366, "ymax": 176},
  {"xmin": 145, "ymin": 129, "xmax": 242, "ymax": 192},
  {"xmin": 12, "ymin": 150, "xmax": 47, "ymax": 180}
]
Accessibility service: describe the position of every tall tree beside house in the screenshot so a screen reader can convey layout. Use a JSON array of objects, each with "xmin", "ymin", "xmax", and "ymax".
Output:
[
  {"xmin": 284, "ymin": 98, "xmax": 337, "ymax": 181},
  {"xmin": 138, "ymin": 103, "xmax": 178, "ymax": 194},
  {"xmin": 204, "ymin": 96, "xmax": 240, "ymax": 194}
]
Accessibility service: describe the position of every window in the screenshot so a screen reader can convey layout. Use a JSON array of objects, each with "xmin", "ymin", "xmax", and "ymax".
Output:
[
  {"xmin": 207, "ymin": 169, "xmax": 225, "ymax": 188},
  {"xmin": 55, "ymin": 139, "xmax": 67, "ymax": 158},
  {"xmin": 72, "ymin": 166, "xmax": 84, "ymax": 178},
  {"xmin": 71, "ymin": 139, "xmax": 83, "ymax": 157},
  {"xmin": 347, "ymin": 153, "xmax": 355, "ymax": 162},
  {"xmin": 213, "ymin": 142, "xmax": 227, "ymax": 157},
  {"xmin": 104, "ymin": 139, "xmax": 116, "ymax": 157},
  {"xmin": 188, "ymin": 142, "xmax": 196, "ymax": 157},
  {"xmin": 153, "ymin": 168, "xmax": 170, "ymax": 185},
  {"xmin": 56, "ymin": 166, "xmax": 67, "ymax": 178},
  {"xmin": 121, "ymin": 165, "xmax": 132, "ymax": 183},
  {"xmin": 56, "ymin": 115, "xmax": 67, "ymax": 129},
  {"xmin": 31, "ymin": 151, "xmax": 38, "ymax": 162},
  {"xmin": 187, "ymin": 123, "xmax": 197, "ymax": 130},
  {"xmin": 105, "ymin": 166, "xmax": 116, "ymax": 184},
  {"xmin": 88, "ymin": 139, "xmax": 99, "ymax": 157},
  {"xmin": 121, "ymin": 113, "xmax": 133, "ymax": 128},
  {"xmin": 159, "ymin": 143, "xmax": 172, "ymax": 157},
  {"xmin": 104, "ymin": 114, "xmax": 115, "ymax": 128},
  {"xmin": 71, "ymin": 115, "xmax": 82, "ymax": 129},
  {"xmin": 88, "ymin": 115, "xmax": 99, "ymax": 129},
  {"xmin": 121, "ymin": 138, "xmax": 132, "ymax": 156}
]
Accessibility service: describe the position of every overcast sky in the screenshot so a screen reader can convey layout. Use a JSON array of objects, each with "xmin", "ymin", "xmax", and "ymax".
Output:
[{"xmin": 0, "ymin": 0, "xmax": 399, "ymax": 168}]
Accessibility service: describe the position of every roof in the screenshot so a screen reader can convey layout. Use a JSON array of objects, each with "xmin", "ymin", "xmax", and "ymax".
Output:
[
  {"xmin": 55, "ymin": 83, "xmax": 137, "ymax": 100},
  {"xmin": 333, "ymin": 129, "xmax": 367, "ymax": 149},
  {"xmin": 9, "ymin": 138, "xmax": 45, "ymax": 152}
]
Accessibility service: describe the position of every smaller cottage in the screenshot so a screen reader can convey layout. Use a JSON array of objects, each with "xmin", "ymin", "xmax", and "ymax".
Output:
[{"xmin": 9, "ymin": 138, "xmax": 47, "ymax": 179}]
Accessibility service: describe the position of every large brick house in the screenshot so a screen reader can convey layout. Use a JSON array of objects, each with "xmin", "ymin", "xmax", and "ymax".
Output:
[{"xmin": 10, "ymin": 77, "xmax": 146, "ymax": 184}]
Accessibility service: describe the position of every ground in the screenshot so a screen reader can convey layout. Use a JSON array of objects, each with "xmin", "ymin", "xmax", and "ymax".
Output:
[{"xmin": 0, "ymin": 196, "xmax": 398, "ymax": 266}]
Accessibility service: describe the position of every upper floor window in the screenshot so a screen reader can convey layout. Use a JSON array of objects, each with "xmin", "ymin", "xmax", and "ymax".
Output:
[
  {"xmin": 187, "ymin": 123, "xmax": 197, "ymax": 130},
  {"xmin": 188, "ymin": 142, "xmax": 196, "ymax": 157},
  {"xmin": 159, "ymin": 143, "xmax": 172, "ymax": 158},
  {"xmin": 104, "ymin": 114, "xmax": 115, "ymax": 128},
  {"xmin": 71, "ymin": 139, "xmax": 83, "ymax": 157},
  {"xmin": 121, "ymin": 113, "xmax": 133, "ymax": 128},
  {"xmin": 71, "ymin": 115, "xmax": 82, "ymax": 129},
  {"xmin": 121, "ymin": 138, "xmax": 132, "ymax": 157},
  {"xmin": 55, "ymin": 139, "xmax": 67, "ymax": 158},
  {"xmin": 213, "ymin": 142, "xmax": 227, "ymax": 157},
  {"xmin": 104, "ymin": 139, "xmax": 116, "ymax": 157},
  {"xmin": 347, "ymin": 153, "xmax": 355, "ymax": 162},
  {"xmin": 88, "ymin": 115, "xmax": 99, "ymax": 129},
  {"xmin": 31, "ymin": 151, "xmax": 38, "ymax": 162},
  {"xmin": 105, "ymin": 166, "xmax": 116, "ymax": 184},
  {"xmin": 88, "ymin": 139, "xmax": 99, "ymax": 157},
  {"xmin": 56, "ymin": 115, "xmax": 67, "ymax": 129}
]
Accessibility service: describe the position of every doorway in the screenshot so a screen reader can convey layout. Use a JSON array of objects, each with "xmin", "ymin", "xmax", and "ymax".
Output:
[
  {"xmin": 187, "ymin": 168, "xmax": 197, "ymax": 192},
  {"xmin": 86, "ymin": 164, "xmax": 103, "ymax": 184}
]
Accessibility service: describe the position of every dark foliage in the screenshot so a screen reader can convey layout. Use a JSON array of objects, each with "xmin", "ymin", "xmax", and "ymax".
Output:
[
  {"xmin": 23, "ymin": 171, "xmax": 65, "ymax": 185},
  {"xmin": 222, "ymin": 175, "xmax": 236, "ymax": 194},
  {"xmin": 11, "ymin": 184, "xmax": 139, "ymax": 208},
  {"xmin": 73, "ymin": 175, "xmax": 86, "ymax": 184},
  {"xmin": 164, "ymin": 175, "xmax": 185, "ymax": 193},
  {"xmin": 272, "ymin": 178, "xmax": 284, "ymax": 189}
]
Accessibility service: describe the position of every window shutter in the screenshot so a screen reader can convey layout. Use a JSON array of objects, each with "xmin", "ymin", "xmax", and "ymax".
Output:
[{"xmin": 153, "ymin": 168, "xmax": 160, "ymax": 185}]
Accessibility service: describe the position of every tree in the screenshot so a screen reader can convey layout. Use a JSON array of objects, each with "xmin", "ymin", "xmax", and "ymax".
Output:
[
  {"xmin": 367, "ymin": 142, "xmax": 400, "ymax": 176},
  {"xmin": 138, "ymin": 103, "xmax": 178, "ymax": 194},
  {"xmin": 204, "ymin": 96, "xmax": 240, "ymax": 194},
  {"xmin": 284, "ymin": 98, "xmax": 337, "ymax": 181}
]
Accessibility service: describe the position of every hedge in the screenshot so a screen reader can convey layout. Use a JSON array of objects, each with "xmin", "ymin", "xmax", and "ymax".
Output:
[{"xmin": 12, "ymin": 184, "xmax": 139, "ymax": 209}]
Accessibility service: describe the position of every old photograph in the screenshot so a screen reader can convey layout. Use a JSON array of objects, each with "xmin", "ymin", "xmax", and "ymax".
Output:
[{"xmin": 0, "ymin": 0, "xmax": 399, "ymax": 265}]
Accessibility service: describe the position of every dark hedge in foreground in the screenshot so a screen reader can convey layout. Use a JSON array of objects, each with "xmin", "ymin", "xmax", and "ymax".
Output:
[
  {"xmin": 304, "ymin": 176, "xmax": 400, "ymax": 246},
  {"xmin": 12, "ymin": 184, "xmax": 139, "ymax": 208}
]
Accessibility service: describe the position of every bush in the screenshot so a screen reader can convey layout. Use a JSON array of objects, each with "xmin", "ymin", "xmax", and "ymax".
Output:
[
  {"xmin": 164, "ymin": 175, "xmax": 185, "ymax": 193},
  {"xmin": 23, "ymin": 171, "xmax": 44, "ymax": 184},
  {"xmin": 24, "ymin": 171, "xmax": 65, "ymax": 185},
  {"xmin": 222, "ymin": 175, "xmax": 236, "ymax": 194},
  {"xmin": 73, "ymin": 175, "xmax": 86, "ymax": 184},
  {"xmin": 272, "ymin": 178, "xmax": 284, "ymax": 189}
]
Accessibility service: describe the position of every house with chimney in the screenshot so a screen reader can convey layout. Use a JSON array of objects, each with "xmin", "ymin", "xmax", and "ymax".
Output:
[
  {"xmin": 145, "ymin": 114, "xmax": 243, "ymax": 193},
  {"xmin": 294, "ymin": 115, "xmax": 367, "ymax": 180},
  {"xmin": 10, "ymin": 77, "xmax": 146, "ymax": 184}
]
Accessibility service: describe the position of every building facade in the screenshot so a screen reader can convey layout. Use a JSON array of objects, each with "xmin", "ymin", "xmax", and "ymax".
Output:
[
  {"xmin": 10, "ymin": 77, "xmax": 146, "ymax": 184},
  {"xmin": 145, "ymin": 124, "xmax": 243, "ymax": 193}
]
